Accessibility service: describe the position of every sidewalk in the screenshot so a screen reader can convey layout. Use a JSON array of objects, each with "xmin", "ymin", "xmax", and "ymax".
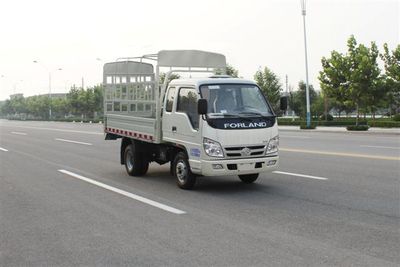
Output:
[{"xmin": 278, "ymin": 125, "xmax": 400, "ymax": 136}]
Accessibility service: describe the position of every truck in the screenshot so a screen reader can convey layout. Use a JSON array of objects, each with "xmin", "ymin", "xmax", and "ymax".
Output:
[{"xmin": 103, "ymin": 50, "xmax": 286, "ymax": 189}]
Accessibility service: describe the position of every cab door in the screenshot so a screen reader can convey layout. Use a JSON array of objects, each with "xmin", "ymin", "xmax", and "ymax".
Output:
[
  {"xmin": 173, "ymin": 87, "xmax": 201, "ymax": 142},
  {"xmin": 162, "ymin": 86, "xmax": 202, "ymax": 160},
  {"xmin": 161, "ymin": 86, "xmax": 176, "ymax": 141}
]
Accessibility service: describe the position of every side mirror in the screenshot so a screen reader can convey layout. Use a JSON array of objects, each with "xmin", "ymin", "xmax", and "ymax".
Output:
[
  {"xmin": 198, "ymin": 99, "xmax": 208, "ymax": 115},
  {"xmin": 280, "ymin": 96, "xmax": 288, "ymax": 111}
]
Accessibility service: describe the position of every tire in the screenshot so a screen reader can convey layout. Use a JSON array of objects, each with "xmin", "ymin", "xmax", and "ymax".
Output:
[
  {"xmin": 172, "ymin": 152, "xmax": 196, "ymax": 189},
  {"xmin": 238, "ymin": 173, "xmax": 259, "ymax": 184},
  {"xmin": 124, "ymin": 143, "xmax": 149, "ymax": 176}
]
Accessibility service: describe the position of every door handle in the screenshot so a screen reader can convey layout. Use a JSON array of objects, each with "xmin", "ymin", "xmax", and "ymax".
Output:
[{"xmin": 172, "ymin": 126, "xmax": 177, "ymax": 132}]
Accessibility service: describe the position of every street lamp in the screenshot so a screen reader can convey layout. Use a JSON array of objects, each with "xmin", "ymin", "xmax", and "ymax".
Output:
[
  {"xmin": 301, "ymin": 0, "xmax": 311, "ymax": 128},
  {"xmin": 33, "ymin": 60, "xmax": 62, "ymax": 119}
]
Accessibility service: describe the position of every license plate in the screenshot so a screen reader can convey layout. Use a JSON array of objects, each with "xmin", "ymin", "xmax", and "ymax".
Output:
[{"xmin": 238, "ymin": 163, "xmax": 254, "ymax": 171}]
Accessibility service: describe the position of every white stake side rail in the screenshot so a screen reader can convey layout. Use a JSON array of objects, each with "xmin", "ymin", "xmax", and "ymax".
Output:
[{"xmin": 104, "ymin": 50, "xmax": 227, "ymax": 143}]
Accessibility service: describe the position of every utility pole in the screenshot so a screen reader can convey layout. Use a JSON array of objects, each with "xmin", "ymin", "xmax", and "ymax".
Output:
[
  {"xmin": 289, "ymin": 85, "xmax": 295, "ymax": 121},
  {"xmin": 34, "ymin": 60, "xmax": 62, "ymax": 120},
  {"xmin": 285, "ymin": 75, "xmax": 289, "ymax": 116},
  {"xmin": 324, "ymin": 94, "xmax": 328, "ymax": 121},
  {"xmin": 49, "ymin": 72, "xmax": 52, "ymax": 119},
  {"xmin": 301, "ymin": 0, "xmax": 311, "ymax": 128}
]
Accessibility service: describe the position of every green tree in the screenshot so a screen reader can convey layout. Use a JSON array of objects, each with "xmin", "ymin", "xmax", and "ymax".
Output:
[
  {"xmin": 67, "ymin": 86, "xmax": 81, "ymax": 116},
  {"xmin": 291, "ymin": 81, "xmax": 318, "ymax": 118},
  {"xmin": 93, "ymin": 84, "xmax": 104, "ymax": 116},
  {"xmin": 254, "ymin": 66, "xmax": 282, "ymax": 112},
  {"xmin": 84, "ymin": 88, "xmax": 96, "ymax": 118},
  {"xmin": 75, "ymin": 88, "xmax": 93, "ymax": 119},
  {"xmin": 25, "ymin": 95, "xmax": 49, "ymax": 118},
  {"xmin": 226, "ymin": 64, "xmax": 239, "ymax": 78},
  {"xmin": 159, "ymin": 73, "xmax": 180, "ymax": 85},
  {"xmin": 51, "ymin": 97, "xmax": 69, "ymax": 118},
  {"xmin": 381, "ymin": 43, "xmax": 400, "ymax": 116},
  {"xmin": 0, "ymin": 100, "xmax": 12, "ymax": 116},
  {"xmin": 1, "ymin": 84, "xmax": 104, "ymax": 120},
  {"xmin": 313, "ymin": 91, "xmax": 325, "ymax": 118},
  {"xmin": 10, "ymin": 95, "xmax": 27, "ymax": 114},
  {"xmin": 214, "ymin": 63, "xmax": 239, "ymax": 78},
  {"xmin": 319, "ymin": 35, "xmax": 383, "ymax": 123},
  {"xmin": 347, "ymin": 35, "xmax": 381, "ymax": 124},
  {"xmin": 319, "ymin": 51, "xmax": 352, "ymax": 117}
]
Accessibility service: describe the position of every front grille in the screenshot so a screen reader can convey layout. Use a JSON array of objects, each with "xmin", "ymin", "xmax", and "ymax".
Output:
[{"xmin": 224, "ymin": 145, "xmax": 266, "ymax": 158}]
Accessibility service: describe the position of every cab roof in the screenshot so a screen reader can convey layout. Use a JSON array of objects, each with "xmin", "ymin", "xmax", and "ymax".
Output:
[{"xmin": 168, "ymin": 77, "xmax": 258, "ymax": 88}]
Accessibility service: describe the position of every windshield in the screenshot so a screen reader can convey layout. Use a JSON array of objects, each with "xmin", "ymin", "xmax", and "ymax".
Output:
[{"xmin": 200, "ymin": 84, "xmax": 274, "ymax": 117}]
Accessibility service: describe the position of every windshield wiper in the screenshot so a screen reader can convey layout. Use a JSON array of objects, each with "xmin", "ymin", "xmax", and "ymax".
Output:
[
  {"xmin": 209, "ymin": 113, "xmax": 253, "ymax": 121},
  {"xmin": 238, "ymin": 111, "xmax": 275, "ymax": 118}
]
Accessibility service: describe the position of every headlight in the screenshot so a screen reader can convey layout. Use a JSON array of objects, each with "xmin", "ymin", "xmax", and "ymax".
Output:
[
  {"xmin": 203, "ymin": 138, "xmax": 224, "ymax": 158},
  {"xmin": 266, "ymin": 135, "xmax": 279, "ymax": 155}
]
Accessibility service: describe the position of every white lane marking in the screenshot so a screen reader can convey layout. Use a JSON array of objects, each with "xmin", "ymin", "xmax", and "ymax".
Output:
[
  {"xmin": 10, "ymin": 125, "xmax": 102, "ymax": 135},
  {"xmin": 280, "ymin": 135, "xmax": 310, "ymax": 139},
  {"xmin": 280, "ymin": 148, "xmax": 400, "ymax": 161},
  {"xmin": 11, "ymin": 131, "xmax": 27, "ymax": 135},
  {"xmin": 0, "ymin": 147, "xmax": 8, "ymax": 152},
  {"xmin": 273, "ymin": 171, "xmax": 328, "ymax": 180},
  {"xmin": 55, "ymin": 138, "xmax": 93, "ymax": 146},
  {"xmin": 360, "ymin": 145, "xmax": 400, "ymax": 150},
  {"xmin": 58, "ymin": 170, "xmax": 186, "ymax": 215}
]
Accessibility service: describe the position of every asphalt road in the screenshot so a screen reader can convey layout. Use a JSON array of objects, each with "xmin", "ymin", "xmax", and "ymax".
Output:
[{"xmin": 1, "ymin": 120, "xmax": 399, "ymax": 266}]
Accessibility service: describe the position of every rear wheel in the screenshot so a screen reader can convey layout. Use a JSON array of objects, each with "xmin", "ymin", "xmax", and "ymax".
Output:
[
  {"xmin": 238, "ymin": 173, "xmax": 259, "ymax": 184},
  {"xmin": 124, "ymin": 144, "xmax": 148, "ymax": 176},
  {"xmin": 172, "ymin": 152, "xmax": 196, "ymax": 189}
]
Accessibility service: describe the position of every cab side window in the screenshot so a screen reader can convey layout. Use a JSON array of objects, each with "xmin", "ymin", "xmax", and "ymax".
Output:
[
  {"xmin": 177, "ymin": 88, "xmax": 199, "ymax": 129},
  {"xmin": 165, "ymin": 87, "xmax": 176, "ymax": 112}
]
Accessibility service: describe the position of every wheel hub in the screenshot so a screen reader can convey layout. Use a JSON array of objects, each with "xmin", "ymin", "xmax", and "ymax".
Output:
[
  {"xmin": 176, "ymin": 161, "xmax": 187, "ymax": 183},
  {"xmin": 126, "ymin": 151, "xmax": 134, "ymax": 171}
]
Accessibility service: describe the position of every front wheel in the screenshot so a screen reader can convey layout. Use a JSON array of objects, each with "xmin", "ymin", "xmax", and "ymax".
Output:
[
  {"xmin": 238, "ymin": 173, "xmax": 259, "ymax": 184},
  {"xmin": 172, "ymin": 152, "xmax": 196, "ymax": 189}
]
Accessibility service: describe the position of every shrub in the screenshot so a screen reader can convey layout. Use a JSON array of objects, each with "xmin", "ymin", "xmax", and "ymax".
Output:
[
  {"xmin": 369, "ymin": 121, "xmax": 400, "ymax": 128},
  {"xmin": 346, "ymin": 125, "xmax": 369, "ymax": 131},
  {"xmin": 277, "ymin": 117, "xmax": 400, "ymax": 128},
  {"xmin": 319, "ymin": 114, "xmax": 334, "ymax": 121},
  {"xmin": 277, "ymin": 118, "xmax": 302, "ymax": 126},
  {"xmin": 393, "ymin": 114, "xmax": 400, "ymax": 121},
  {"xmin": 300, "ymin": 122, "xmax": 317, "ymax": 129},
  {"xmin": 318, "ymin": 120, "xmax": 361, "ymax": 126}
]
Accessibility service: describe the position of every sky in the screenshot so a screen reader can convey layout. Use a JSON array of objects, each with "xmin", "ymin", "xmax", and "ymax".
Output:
[{"xmin": 0, "ymin": 0, "xmax": 398, "ymax": 100}]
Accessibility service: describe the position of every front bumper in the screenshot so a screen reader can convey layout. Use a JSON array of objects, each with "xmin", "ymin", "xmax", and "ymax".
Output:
[{"xmin": 190, "ymin": 155, "xmax": 279, "ymax": 176}]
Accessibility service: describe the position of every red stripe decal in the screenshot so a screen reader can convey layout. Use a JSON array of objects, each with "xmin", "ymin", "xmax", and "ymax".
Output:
[{"xmin": 107, "ymin": 128, "xmax": 153, "ymax": 142}]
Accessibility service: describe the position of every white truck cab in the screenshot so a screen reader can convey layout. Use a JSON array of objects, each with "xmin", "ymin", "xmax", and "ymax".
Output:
[{"xmin": 104, "ymin": 50, "xmax": 285, "ymax": 189}]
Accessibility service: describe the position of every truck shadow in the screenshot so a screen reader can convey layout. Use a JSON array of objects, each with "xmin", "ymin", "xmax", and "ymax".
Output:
[
  {"xmin": 195, "ymin": 178, "xmax": 271, "ymax": 194},
  {"xmin": 144, "ymin": 164, "xmax": 273, "ymax": 194}
]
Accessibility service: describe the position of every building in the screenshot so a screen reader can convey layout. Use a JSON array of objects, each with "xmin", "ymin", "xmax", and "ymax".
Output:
[{"xmin": 39, "ymin": 93, "xmax": 67, "ymax": 99}]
